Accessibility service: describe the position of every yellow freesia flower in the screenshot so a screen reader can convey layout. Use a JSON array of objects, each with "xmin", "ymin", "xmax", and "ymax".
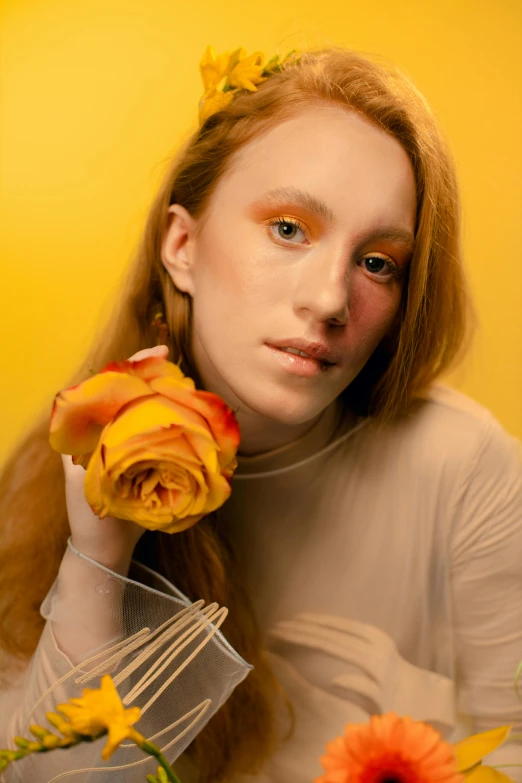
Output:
[
  {"xmin": 454, "ymin": 725, "xmax": 514, "ymax": 783},
  {"xmin": 199, "ymin": 88, "xmax": 235, "ymax": 125},
  {"xmin": 45, "ymin": 711, "xmax": 77, "ymax": 738},
  {"xmin": 197, "ymin": 44, "xmax": 304, "ymax": 126},
  {"xmin": 54, "ymin": 674, "xmax": 144, "ymax": 760},
  {"xmin": 227, "ymin": 48, "xmax": 267, "ymax": 91},
  {"xmin": 199, "ymin": 44, "xmax": 232, "ymax": 92}
]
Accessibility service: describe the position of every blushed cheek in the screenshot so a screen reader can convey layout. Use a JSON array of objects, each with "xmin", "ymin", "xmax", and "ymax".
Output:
[{"xmin": 349, "ymin": 285, "xmax": 402, "ymax": 346}]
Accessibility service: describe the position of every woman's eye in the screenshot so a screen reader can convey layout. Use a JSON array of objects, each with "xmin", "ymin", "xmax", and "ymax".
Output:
[
  {"xmin": 361, "ymin": 254, "xmax": 402, "ymax": 280},
  {"xmin": 266, "ymin": 218, "xmax": 307, "ymax": 244},
  {"xmin": 264, "ymin": 222, "xmax": 404, "ymax": 282}
]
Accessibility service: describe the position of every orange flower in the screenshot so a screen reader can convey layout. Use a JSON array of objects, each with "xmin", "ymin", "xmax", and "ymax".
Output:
[
  {"xmin": 49, "ymin": 355, "xmax": 240, "ymax": 532},
  {"xmin": 315, "ymin": 713, "xmax": 463, "ymax": 783}
]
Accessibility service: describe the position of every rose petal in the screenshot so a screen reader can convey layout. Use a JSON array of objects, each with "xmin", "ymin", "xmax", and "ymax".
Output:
[
  {"xmin": 109, "ymin": 438, "xmax": 202, "ymax": 475},
  {"xmin": 85, "ymin": 440, "xmax": 230, "ymax": 531},
  {"xmin": 83, "ymin": 435, "xmax": 110, "ymax": 519},
  {"xmin": 122, "ymin": 415, "xmax": 222, "ymax": 476},
  {"xmin": 101, "ymin": 355, "xmax": 195, "ymax": 386},
  {"xmin": 84, "ymin": 432, "xmax": 204, "ymax": 525},
  {"xmin": 197, "ymin": 466, "xmax": 232, "ymax": 512},
  {"xmin": 108, "ymin": 419, "xmax": 228, "ymax": 498},
  {"xmin": 103, "ymin": 396, "xmax": 212, "ymax": 449},
  {"xmin": 49, "ymin": 372, "xmax": 154, "ymax": 457},
  {"xmin": 81, "ymin": 390, "xmax": 236, "ymax": 533},
  {"xmin": 150, "ymin": 377, "xmax": 240, "ymax": 467},
  {"xmin": 160, "ymin": 468, "xmax": 207, "ymax": 516}
]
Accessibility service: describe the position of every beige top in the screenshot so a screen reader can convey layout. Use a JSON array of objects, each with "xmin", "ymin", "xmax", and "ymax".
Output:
[{"xmin": 1, "ymin": 383, "xmax": 522, "ymax": 782}]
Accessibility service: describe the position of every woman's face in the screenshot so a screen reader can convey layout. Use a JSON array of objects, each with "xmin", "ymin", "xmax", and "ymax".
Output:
[{"xmin": 162, "ymin": 105, "xmax": 416, "ymax": 431}]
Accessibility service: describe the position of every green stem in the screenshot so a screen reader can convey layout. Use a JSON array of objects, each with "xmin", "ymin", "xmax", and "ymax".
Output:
[
  {"xmin": 493, "ymin": 764, "xmax": 522, "ymax": 769},
  {"xmin": 4, "ymin": 729, "xmax": 183, "ymax": 782},
  {"xmin": 154, "ymin": 749, "xmax": 182, "ymax": 783},
  {"xmin": 138, "ymin": 739, "xmax": 182, "ymax": 783}
]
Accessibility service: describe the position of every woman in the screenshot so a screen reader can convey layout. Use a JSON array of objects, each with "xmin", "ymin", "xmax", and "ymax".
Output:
[{"xmin": 0, "ymin": 45, "xmax": 521, "ymax": 782}]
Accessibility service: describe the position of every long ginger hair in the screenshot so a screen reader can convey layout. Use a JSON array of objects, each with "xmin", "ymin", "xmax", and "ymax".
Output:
[{"xmin": 0, "ymin": 46, "xmax": 476, "ymax": 780}]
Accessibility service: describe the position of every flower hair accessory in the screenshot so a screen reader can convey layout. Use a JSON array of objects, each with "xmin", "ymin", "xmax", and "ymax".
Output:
[{"xmin": 198, "ymin": 44, "xmax": 301, "ymax": 126}]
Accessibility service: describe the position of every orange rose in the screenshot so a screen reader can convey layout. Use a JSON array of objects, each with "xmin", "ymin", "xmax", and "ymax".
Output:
[{"xmin": 49, "ymin": 355, "xmax": 240, "ymax": 533}]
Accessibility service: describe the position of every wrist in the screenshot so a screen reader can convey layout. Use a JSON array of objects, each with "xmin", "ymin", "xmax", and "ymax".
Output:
[{"xmin": 68, "ymin": 536, "xmax": 133, "ymax": 577}]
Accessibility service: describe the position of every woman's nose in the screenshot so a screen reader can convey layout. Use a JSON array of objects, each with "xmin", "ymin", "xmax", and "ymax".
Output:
[{"xmin": 292, "ymin": 247, "xmax": 350, "ymax": 325}]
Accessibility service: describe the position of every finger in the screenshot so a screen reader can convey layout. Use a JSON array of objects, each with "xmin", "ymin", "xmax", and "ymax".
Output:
[
  {"xmin": 128, "ymin": 344, "xmax": 169, "ymax": 362},
  {"xmin": 61, "ymin": 452, "xmax": 86, "ymax": 477}
]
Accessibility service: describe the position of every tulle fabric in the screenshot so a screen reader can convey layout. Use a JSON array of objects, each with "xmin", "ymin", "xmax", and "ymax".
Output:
[{"xmin": 0, "ymin": 540, "xmax": 251, "ymax": 782}]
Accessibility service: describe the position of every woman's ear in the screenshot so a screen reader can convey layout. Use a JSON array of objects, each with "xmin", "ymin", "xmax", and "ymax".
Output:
[{"xmin": 160, "ymin": 204, "xmax": 198, "ymax": 296}]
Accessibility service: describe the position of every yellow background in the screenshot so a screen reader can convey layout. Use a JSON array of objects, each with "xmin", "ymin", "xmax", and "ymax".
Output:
[{"xmin": 1, "ymin": 0, "xmax": 521, "ymax": 467}]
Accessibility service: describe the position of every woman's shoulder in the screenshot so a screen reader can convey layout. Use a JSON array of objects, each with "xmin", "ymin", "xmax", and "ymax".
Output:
[
  {"xmin": 421, "ymin": 382, "xmax": 501, "ymax": 422},
  {"xmin": 392, "ymin": 382, "xmax": 519, "ymax": 462},
  {"xmin": 352, "ymin": 383, "xmax": 522, "ymax": 553},
  {"xmin": 351, "ymin": 383, "xmax": 521, "ymax": 492},
  {"xmin": 416, "ymin": 387, "xmax": 522, "ymax": 568},
  {"xmin": 410, "ymin": 382, "xmax": 499, "ymax": 431}
]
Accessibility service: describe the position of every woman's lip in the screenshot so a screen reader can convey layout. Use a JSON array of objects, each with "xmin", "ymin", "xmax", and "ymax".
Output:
[{"xmin": 265, "ymin": 344, "xmax": 332, "ymax": 377}]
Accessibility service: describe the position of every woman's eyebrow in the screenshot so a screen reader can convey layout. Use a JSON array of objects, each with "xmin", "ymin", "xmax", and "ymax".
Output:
[
  {"xmin": 250, "ymin": 186, "xmax": 415, "ymax": 252},
  {"xmin": 250, "ymin": 186, "xmax": 335, "ymax": 222},
  {"xmin": 355, "ymin": 225, "xmax": 415, "ymax": 254}
]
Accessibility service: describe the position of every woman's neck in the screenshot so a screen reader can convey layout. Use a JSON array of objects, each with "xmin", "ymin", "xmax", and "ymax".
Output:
[{"xmin": 236, "ymin": 400, "xmax": 339, "ymax": 457}]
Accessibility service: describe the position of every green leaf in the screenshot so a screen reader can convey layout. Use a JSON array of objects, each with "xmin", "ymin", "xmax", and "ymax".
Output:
[
  {"xmin": 455, "ymin": 726, "xmax": 513, "ymax": 772},
  {"xmin": 264, "ymin": 54, "xmax": 280, "ymax": 70}
]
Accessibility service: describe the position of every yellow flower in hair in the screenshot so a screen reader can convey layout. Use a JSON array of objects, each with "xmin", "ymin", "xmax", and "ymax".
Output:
[
  {"xmin": 199, "ymin": 87, "xmax": 235, "ymax": 126},
  {"xmin": 198, "ymin": 44, "xmax": 302, "ymax": 126},
  {"xmin": 199, "ymin": 44, "xmax": 233, "ymax": 92},
  {"xmin": 227, "ymin": 48, "xmax": 267, "ymax": 91}
]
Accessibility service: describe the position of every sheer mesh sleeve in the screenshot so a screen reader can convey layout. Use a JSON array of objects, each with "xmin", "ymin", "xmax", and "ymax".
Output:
[
  {"xmin": 450, "ymin": 416, "xmax": 522, "ymax": 779},
  {"xmin": 0, "ymin": 539, "xmax": 252, "ymax": 783}
]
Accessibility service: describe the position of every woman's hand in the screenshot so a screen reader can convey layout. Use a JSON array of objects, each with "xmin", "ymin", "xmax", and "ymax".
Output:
[{"xmin": 61, "ymin": 344, "xmax": 169, "ymax": 576}]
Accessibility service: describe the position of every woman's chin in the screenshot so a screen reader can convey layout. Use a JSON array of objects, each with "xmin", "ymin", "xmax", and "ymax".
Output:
[{"xmin": 234, "ymin": 392, "xmax": 335, "ymax": 428}]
